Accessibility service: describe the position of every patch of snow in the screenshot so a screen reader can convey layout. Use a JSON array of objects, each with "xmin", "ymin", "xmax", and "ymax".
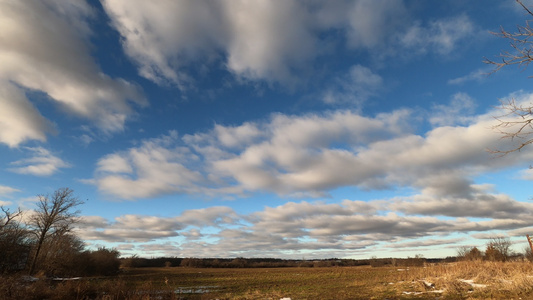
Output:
[
  {"xmin": 280, "ymin": 298, "xmax": 292, "ymax": 300},
  {"xmin": 21, "ymin": 276, "xmax": 39, "ymax": 282},
  {"xmin": 176, "ymin": 286, "xmax": 218, "ymax": 294},
  {"xmin": 459, "ymin": 279, "xmax": 488, "ymax": 288},
  {"xmin": 402, "ymin": 291, "xmax": 423, "ymax": 295},
  {"xmin": 419, "ymin": 280, "xmax": 434, "ymax": 289}
]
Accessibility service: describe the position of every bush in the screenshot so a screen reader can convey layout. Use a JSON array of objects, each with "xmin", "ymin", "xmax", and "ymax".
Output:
[{"xmin": 86, "ymin": 248, "xmax": 121, "ymax": 276}]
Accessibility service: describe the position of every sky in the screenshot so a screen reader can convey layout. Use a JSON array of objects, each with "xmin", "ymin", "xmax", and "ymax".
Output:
[{"xmin": 2, "ymin": 0, "xmax": 533, "ymax": 259}]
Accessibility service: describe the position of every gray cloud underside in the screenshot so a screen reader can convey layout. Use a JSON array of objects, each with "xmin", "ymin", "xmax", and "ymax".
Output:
[{"xmin": 77, "ymin": 196, "xmax": 533, "ymax": 258}]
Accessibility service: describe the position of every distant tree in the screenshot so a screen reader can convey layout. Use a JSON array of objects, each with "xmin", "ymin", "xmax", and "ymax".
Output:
[
  {"xmin": 466, "ymin": 247, "xmax": 483, "ymax": 261},
  {"xmin": 27, "ymin": 188, "xmax": 84, "ymax": 275},
  {"xmin": 488, "ymin": 236, "xmax": 513, "ymax": 260},
  {"xmin": 485, "ymin": 0, "xmax": 533, "ymax": 156},
  {"xmin": 485, "ymin": 244, "xmax": 504, "ymax": 261},
  {"xmin": 456, "ymin": 246, "xmax": 470, "ymax": 259}
]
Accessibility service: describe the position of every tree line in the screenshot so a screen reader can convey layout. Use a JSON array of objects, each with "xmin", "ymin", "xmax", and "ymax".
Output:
[
  {"xmin": 456, "ymin": 236, "xmax": 531, "ymax": 262},
  {"xmin": 0, "ymin": 188, "xmax": 120, "ymax": 277}
]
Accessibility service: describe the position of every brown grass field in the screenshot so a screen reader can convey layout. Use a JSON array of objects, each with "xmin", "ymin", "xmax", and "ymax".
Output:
[{"xmin": 3, "ymin": 261, "xmax": 533, "ymax": 299}]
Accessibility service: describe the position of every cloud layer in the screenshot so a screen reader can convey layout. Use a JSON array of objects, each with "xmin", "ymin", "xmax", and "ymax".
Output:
[
  {"xmin": 82, "ymin": 91, "xmax": 533, "ymax": 257},
  {"xmin": 102, "ymin": 0, "xmax": 477, "ymax": 88},
  {"xmin": 1, "ymin": 0, "xmax": 479, "ymax": 148},
  {"xmin": 78, "ymin": 195, "xmax": 533, "ymax": 258},
  {"xmin": 0, "ymin": 0, "xmax": 146, "ymax": 147},
  {"xmin": 93, "ymin": 93, "xmax": 533, "ymax": 200}
]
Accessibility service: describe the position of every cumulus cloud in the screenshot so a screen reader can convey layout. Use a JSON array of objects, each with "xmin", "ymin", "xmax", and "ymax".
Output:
[
  {"xmin": 85, "ymin": 98, "xmax": 533, "ymax": 256},
  {"xmin": 9, "ymin": 147, "xmax": 70, "ymax": 176},
  {"xmin": 391, "ymin": 187, "xmax": 533, "ymax": 219},
  {"xmin": 93, "ymin": 132, "xmax": 206, "ymax": 200},
  {"xmin": 91, "ymin": 92, "xmax": 533, "ymax": 200},
  {"xmin": 0, "ymin": 0, "xmax": 146, "ymax": 147},
  {"xmin": 101, "ymin": 0, "xmax": 316, "ymax": 86},
  {"xmin": 0, "ymin": 83, "xmax": 57, "ymax": 147},
  {"xmin": 101, "ymin": 0, "xmax": 475, "ymax": 88}
]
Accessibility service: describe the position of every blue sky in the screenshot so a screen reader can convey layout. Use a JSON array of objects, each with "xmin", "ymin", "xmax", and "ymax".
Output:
[{"xmin": 2, "ymin": 0, "xmax": 533, "ymax": 259}]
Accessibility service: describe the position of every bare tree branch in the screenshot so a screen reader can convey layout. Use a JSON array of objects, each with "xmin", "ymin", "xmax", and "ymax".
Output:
[
  {"xmin": 489, "ymin": 98, "xmax": 533, "ymax": 156},
  {"xmin": 486, "ymin": 0, "xmax": 533, "ymax": 156},
  {"xmin": 0, "ymin": 206, "xmax": 23, "ymax": 231}
]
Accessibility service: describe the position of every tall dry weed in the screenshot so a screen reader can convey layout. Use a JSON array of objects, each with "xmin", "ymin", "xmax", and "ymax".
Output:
[{"xmin": 394, "ymin": 260, "xmax": 533, "ymax": 298}]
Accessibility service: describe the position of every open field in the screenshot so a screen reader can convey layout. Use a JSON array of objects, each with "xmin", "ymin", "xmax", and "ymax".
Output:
[{"xmin": 3, "ymin": 261, "xmax": 533, "ymax": 299}]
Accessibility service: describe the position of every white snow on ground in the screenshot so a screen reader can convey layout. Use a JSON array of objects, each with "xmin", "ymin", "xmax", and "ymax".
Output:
[{"xmin": 459, "ymin": 279, "xmax": 488, "ymax": 289}]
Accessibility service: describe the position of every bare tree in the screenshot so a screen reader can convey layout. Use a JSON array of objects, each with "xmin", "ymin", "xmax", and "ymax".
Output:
[
  {"xmin": 485, "ymin": 0, "xmax": 533, "ymax": 155},
  {"xmin": 27, "ymin": 188, "xmax": 84, "ymax": 275},
  {"xmin": 487, "ymin": 236, "xmax": 513, "ymax": 261},
  {"xmin": 0, "ymin": 206, "xmax": 22, "ymax": 230},
  {"xmin": 0, "ymin": 206, "xmax": 30, "ymax": 273}
]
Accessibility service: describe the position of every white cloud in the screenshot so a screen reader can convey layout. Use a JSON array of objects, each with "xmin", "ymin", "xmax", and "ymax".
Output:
[
  {"xmin": 0, "ymin": 82, "xmax": 57, "ymax": 147},
  {"xmin": 399, "ymin": 15, "xmax": 477, "ymax": 55},
  {"xmin": 0, "ymin": 1, "xmax": 146, "ymax": 147},
  {"xmin": 448, "ymin": 68, "xmax": 490, "ymax": 85},
  {"xmin": 222, "ymin": 0, "xmax": 316, "ymax": 84},
  {"xmin": 101, "ymin": 0, "xmax": 475, "ymax": 89},
  {"xmin": 176, "ymin": 206, "xmax": 239, "ymax": 227},
  {"xmin": 9, "ymin": 147, "xmax": 71, "ymax": 176},
  {"xmin": 429, "ymin": 93, "xmax": 477, "ymax": 127},
  {"xmin": 102, "ymin": 0, "xmax": 316, "ymax": 86},
  {"xmin": 0, "ymin": 185, "xmax": 20, "ymax": 205},
  {"xmin": 323, "ymin": 65, "xmax": 383, "ymax": 105},
  {"xmin": 90, "ymin": 92, "xmax": 533, "ymax": 200},
  {"xmin": 520, "ymin": 168, "xmax": 533, "ymax": 180},
  {"xmin": 93, "ymin": 131, "xmax": 205, "ymax": 199},
  {"xmin": 391, "ymin": 187, "xmax": 533, "ymax": 219},
  {"xmin": 344, "ymin": 0, "xmax": 409, "ymax": 49}
]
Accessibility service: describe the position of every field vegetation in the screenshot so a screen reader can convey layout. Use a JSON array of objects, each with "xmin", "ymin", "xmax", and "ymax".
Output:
[{"xmin": 3, "ymin": 260, "xmax": 533, "ymax": 299}]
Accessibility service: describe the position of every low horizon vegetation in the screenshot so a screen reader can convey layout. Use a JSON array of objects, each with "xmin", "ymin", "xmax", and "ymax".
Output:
[{"xmin": 3, "ymin": 260, "xmax": 533, "ymax": 299}]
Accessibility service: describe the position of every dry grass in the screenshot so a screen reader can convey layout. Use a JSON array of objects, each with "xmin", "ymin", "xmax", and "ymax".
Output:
[
  {"xmin": 394, "ymin": 260, "xmax": 533, "ymax": 299},
  {"xmin": 3, "ymin": 261, "xmax": 533, "ymax": 299}
]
